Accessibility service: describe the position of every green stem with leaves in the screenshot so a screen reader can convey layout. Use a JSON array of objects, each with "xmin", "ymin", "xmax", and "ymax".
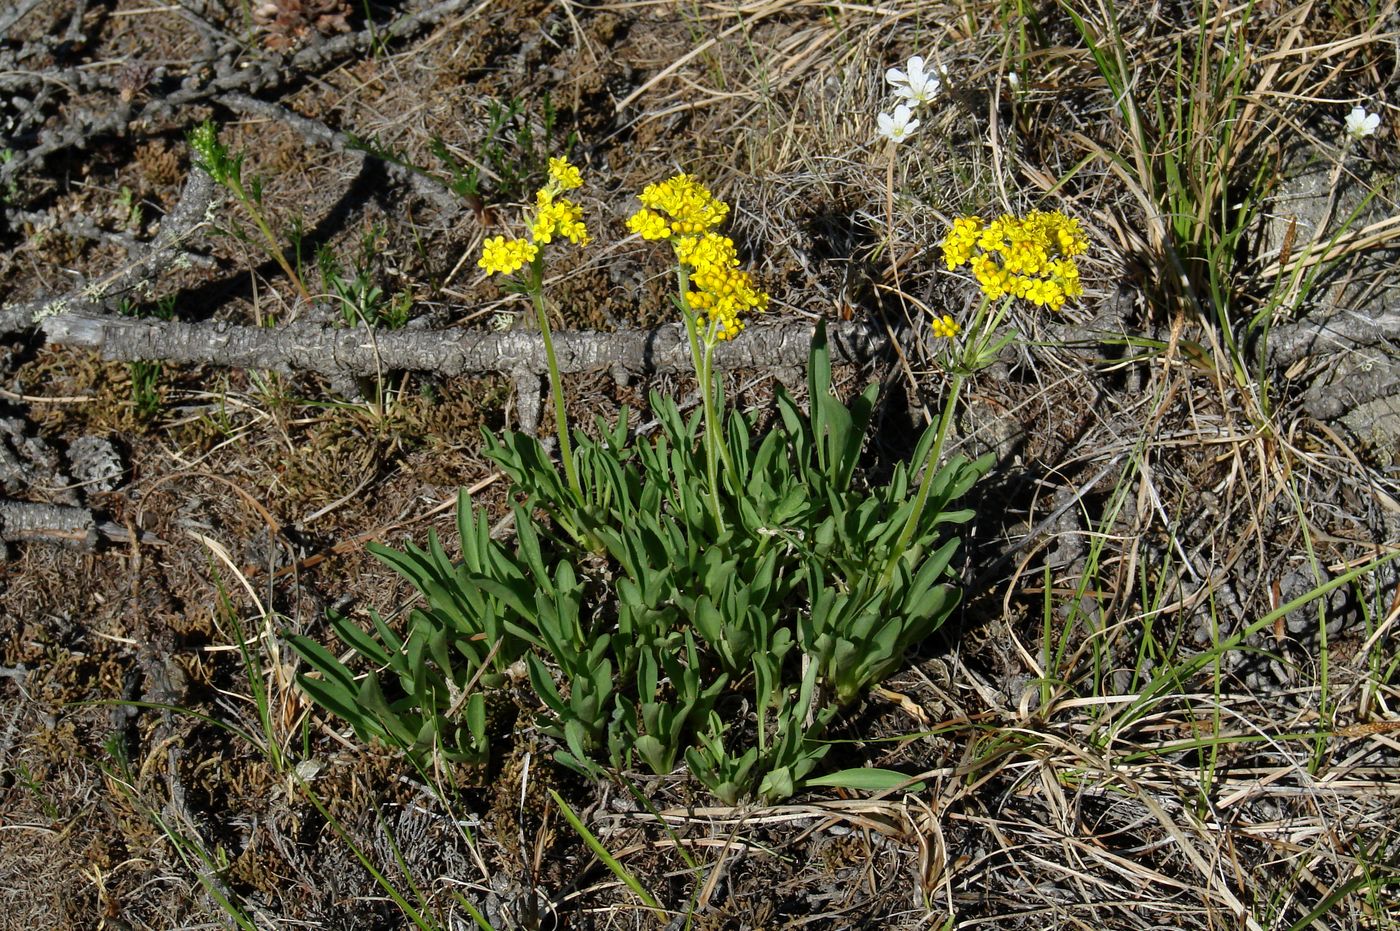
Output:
[
  {"xmin": 879, "ymin": 371, "xmax": 965, "ymax": 590},
  {"xmin": 701, "ymin": 322, "xmax": 740, "ymax": 481},
  {"xmin": 225, "ymin": 174, "xmax": 312, "ymax": 306},
  {"xmin": 879, "ymin": 295, "xmax": 1007, "ymax": 590},
  {"xmin": 188, "ymin": 121, "xmax": 312, "ymax": 307},
  {"xmin": 528, "ymin": 255, "xmax": 583, "ymax": 505},
  {"xmin": 677, "ymin": 265, "xmax": 729, "ymax": 533}
]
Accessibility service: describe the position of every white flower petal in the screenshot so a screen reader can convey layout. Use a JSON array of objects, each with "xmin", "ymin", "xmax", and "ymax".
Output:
[
  {"xmin": 886, "ymin": 66, "xmax": 908, "ymax": 86},
  {"xmin": 1344, "ymin": 105, "xmax": 1381, "ymax": 140}
]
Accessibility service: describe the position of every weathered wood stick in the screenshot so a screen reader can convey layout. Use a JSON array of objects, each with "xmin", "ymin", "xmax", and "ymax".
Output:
[{"xmin": 37, "ymin": 315, "xmax": 891, "ymax": 379}]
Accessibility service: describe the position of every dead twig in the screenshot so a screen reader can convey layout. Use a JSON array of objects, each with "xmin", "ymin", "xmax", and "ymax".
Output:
[
  {"xmin": 35, "ymin": 313, "xmax": 894, "ymax": 381},
  {"xmin": 0, "ymin": 168, "xmax": 217, "ymax": 332},
  {"xmin": 0, "ymin": 498, "xmax": 97, "ymax": 551}
]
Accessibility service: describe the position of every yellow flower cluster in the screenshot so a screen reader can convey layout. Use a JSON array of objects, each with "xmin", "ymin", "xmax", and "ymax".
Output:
[
  {"xmin": 479, "ymin": 236, "xmax": 538, "ymax": 276},
  {"xmin": 547, "ymin": 156, "xmax": 582, "ymax": 191},
  {"xmin": 675, "ymin": 232, "xmax": 770, "ymax": 339},
  {"xmin": 627, "ymin": 173, "xmax": 767, "ymax": 341},
  {"xmin": 929, "ymin": 313, "xmax": 961, "ymax": 339},
  {"xmin": 941, "ymin": 211, "xmax": 1087, "ymax": 310},
  {"xmin": 532, "ymin": 190, "xmax": 589, "ymax": 245},
  {"xmin": 628, "ymin": 173, "xmax": 731, "ymax": 239},
  {"xmin": 478, "ymin": 155, "xmax": 590, "ymax": 275}
]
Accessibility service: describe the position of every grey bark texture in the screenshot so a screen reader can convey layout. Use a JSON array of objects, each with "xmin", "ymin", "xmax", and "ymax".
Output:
[
  {"xmin": 36, "ymin": 314, "xmax": 892, "ymax": 379},
  {"xmin": 1, "ymin": 168, "xmax": 216, "ymax": 333},
  {"xmin": 0, "ymin": 499, "xmax": 97, "ymax": 549}
]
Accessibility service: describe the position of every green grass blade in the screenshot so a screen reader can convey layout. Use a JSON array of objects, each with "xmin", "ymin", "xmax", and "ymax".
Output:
[{"xmin": 550, "ymin": 789, "xmax": 663, "ymax": 914}]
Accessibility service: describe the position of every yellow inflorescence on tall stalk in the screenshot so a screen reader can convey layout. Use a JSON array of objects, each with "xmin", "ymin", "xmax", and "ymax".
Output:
[
  {"xmin": 478, "ymin": 155, "xmax": 591, "ymax": 275},
  {"xmin": 627, "ymin": 173, "xmax": 767, "ymax": 341},
  {"xmin": 941, "ymin": 211, "xmax": 1088, "ymax": 310}
]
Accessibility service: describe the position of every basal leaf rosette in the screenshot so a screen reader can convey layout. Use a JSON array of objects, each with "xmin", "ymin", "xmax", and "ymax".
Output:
[{"xmin": 941, "ymin": 210, "xmax": 1088, "ymax": 310}]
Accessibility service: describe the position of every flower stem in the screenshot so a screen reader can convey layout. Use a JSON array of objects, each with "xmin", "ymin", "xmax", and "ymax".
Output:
[
  {"xmin": 678, "ymin": 265, "xmax": 726, "ymax": 533},
  {"xmin": 528, "ymin": 257, "xmax": 583, "ymax": 505},
  {"xmin": 877, "ymin": 294, "xmax": 1001, "ymax": 590},
  {"xmin": 701, "ymin": 327, "xmax": 741, "ymax": 483},
  {"xmin": 879, "ymin": 370, "xmax": 965, "ymax": 591}
]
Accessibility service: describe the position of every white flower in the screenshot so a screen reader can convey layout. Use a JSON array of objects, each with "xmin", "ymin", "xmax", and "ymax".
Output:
[
  {"xmin": 886, "ymin": 56, "xmax": 942, "ymax": 107},
  {"xmin": 1344, "ymin": 105, "xmax": 1381, "ymax": 140},
  {"xmin": 877, "ymin": 105, "xmax": 920, "ymax": 144}
]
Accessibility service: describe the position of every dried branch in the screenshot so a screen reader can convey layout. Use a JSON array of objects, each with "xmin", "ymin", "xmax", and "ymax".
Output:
[
  {"xmin": 36, "ymin": 314, "xmax": 891, "ymax": 380},
  {"xmin": 0, "ymin": 0, "xmax": 46, "ymax": 36},
  {"xmin": 0, "ymin": 498, "xmax": 96, "ymax": 550},
  {"xmin": 0, "ymin": 0, "xmax": 487, "ymax": 187},
  {"xmin": 217, "ymin": 91, "xmax": 462, "ymax": 213},
  {"xmin": 0, "ymin": 168, "xmax": 216, "ymax": 333},
  {"xmin": 1266, "ymin": 307, "xmax": 1400, "ymax": 366}
]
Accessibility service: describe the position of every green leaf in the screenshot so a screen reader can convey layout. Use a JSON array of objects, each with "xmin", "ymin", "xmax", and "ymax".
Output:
[
  {"xmin": 294, "ymin": 671, "xmax": 369, "ymax": 735},
  {"xmin": 465, "ymin": 691, "xmax": 487, "ymax": 743},
  {"xmin": 691, "ymin": 595, "xmax": 724, "ymax": 646},
  {"xmin": 513, "ymin": 501, "xmax": 550, "ymax": 588},
  {"xmin": 564, "ymin": 717, "xmax": 593, "ymax": 759},
  {"xmin": 550, "ymin": 790, "xmax": 662, "ymax": 911},
  {"xmin": 287, "ymin": 633, "xmax": 359, "ymax": 695},
  {"xmin": 806, "ymin": 768, "xmax": 927, "ymax": 793},
  {"xmin": 368, "ymin": 608, "xmax": 405, "ymax": 655},
  {"xmin": 471, "ymin": 576, "xmax": 533, "ymax": 620},
  {"xmin": 326, "ymin": 612, "xmax": 391, "ymax": 667},
  {"xmin": 758, "ymin": 766, "xmax": 795, "ymax": 804},
  {"xmin": 527, "ymin": 654, "xmax": 566, "ymax": 718},
  {"xmin": 356, "ymin": 674, "xmax": 416, "ymax": 747},
  {"xmin": 633, "ymin": 735, "xmax": 669, "ymax": 774}
]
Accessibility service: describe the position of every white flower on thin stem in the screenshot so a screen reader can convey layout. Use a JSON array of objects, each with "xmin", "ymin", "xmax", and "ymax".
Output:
[
  {"xmin": 877, "ymin": 105, "xmax": 920, "ymax": 144},
  {"xmin": 886, "ymin": 55, "xmax": 942, "ymax": 107},
  {"xmin": 1344, "ymin": 105, "xmax": 1381, "ymax": 141}
]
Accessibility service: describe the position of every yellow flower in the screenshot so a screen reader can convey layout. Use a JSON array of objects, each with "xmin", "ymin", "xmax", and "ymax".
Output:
[
  {"xmin": 547, "ymin": 156, "xmax": 583, "ymax": 191},
  {"xmin": 675, "ymin": 232, "xmax": 736, "ymax": 278},
  {"xmin": 1022, "ymin": 277, "xmax": 1064, "ymax": 309},
  {"xmin": 631, "ymin": 174, "xmax": 768, "ymax": 340},
  {"xmin": 976, "ymin": 217, "xmax": 1009, "ymax": 253},
  {"xmin": 479, "ymin": 236, "xmax": 538, "ymax": 276},
  {"xmin": 638, "ymin": 173, "xmax": 730, "ymax": 232},
  {"xmin": 532, "ymin": 196, "xmax": 590, "ymax": 246},
  {"xmin": 942, "ymin": 216, "xmax": 982, "ymax": 269},
  {"xmin": 930, "ymin": 314, "xmax": 961, "ymax": 339},
  {"xmin": 940, "ymin": 210, "xmax": 1087, "ymax": 310},
  {"xmin": 626, "ymin": 208, "xmax": 671, "ymax": 240},
  {"xmin": 970, "ymin": 253, "xmax": 1010, "ymax": 299},
  {"xmin": 479, "ymin": 155, "xmax": 588, "ymax": 276}
]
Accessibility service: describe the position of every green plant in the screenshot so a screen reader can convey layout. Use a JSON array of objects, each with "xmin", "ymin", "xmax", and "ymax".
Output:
[
  {"xmin": 317, "ymin": 223, "xmax": 412, "ymax": 329},
  {"xmin": 290, "ymin": 169, "xmax": 989, "ymax": 804},
  {"xmin": 116, "ymin": 184, "xmax": 143, "ymax": 230},
  {"xmin": 99, "ymin": 732, "xmax": 261, "ymax": 930},
  {"xmin": 428, "ymin": 93, "xmax": 574, "ymax": 204},
  {"xmin": 551, "ymin": 789, "xmax": 663, "ymax": 914},
  {"xmin": 0, "ymin": 148, "xmax": 17, "ymax": 203},
  {"xmin": 12, "ymin": 761, "xmax": 60, "ymax": 820},
  {"xmin": 1053, "ymin": 0, "xmax": 1396, "ymax": 414},
  {"xmin": 188, "ymin": 120, "xmax": 313, "ymax": 307},
  {"xmin": 118, "ymin": 294, "xmax": 176, "ymax": 419}
]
